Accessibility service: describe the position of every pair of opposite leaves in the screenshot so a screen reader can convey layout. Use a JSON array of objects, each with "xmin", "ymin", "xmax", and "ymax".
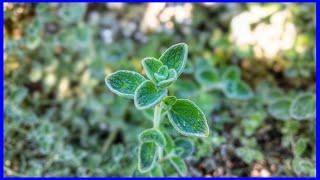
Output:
[
  {"xmin": 268, "ymin": 93, "xmax": 315, "ymax": 121},
  {"xmin": 138, "ymin": 128, "xmax": 193, "ymax": 175},
  {"xmin": 195, "ymin": 65, "xmax": 253, "ymax": 100},
  {"xmin": 105, "ymin": 43, "xmax": 209, "ymax": 138}
]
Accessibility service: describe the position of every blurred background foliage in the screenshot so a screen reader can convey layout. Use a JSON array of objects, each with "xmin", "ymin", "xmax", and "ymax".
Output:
[{"xmin": 4, "ymin": 3, "xmax": 315, "ymax": 177}]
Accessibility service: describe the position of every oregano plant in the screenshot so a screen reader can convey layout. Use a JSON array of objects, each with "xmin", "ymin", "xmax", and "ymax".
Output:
[{"xmin": 105, "ymin": 43, "xmax": 209, "ymax": 176}]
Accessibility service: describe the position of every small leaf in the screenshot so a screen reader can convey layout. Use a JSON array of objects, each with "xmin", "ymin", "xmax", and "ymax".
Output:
[
  {"xmin": 141, "ymin": 57, "xmax": 163, "ymax": 82},
  {"xmin": 268, "ymin": 98, "xmax": 291, "ymax": 120},
  {"xmin": 133, "ymin": 169, "xmax": 151, "ymax": 177},
  {"xmin": 266, "ymin": 89, "xmax": 284, "ymax": 104},
  {"xmin": 138, "ymin": 142, "xmax": 158, "ymax": 173},
  {"xmin": 105, "ymin": 70, "xmax": 145, "ymax": 98},
  {"xmin": 159, "ymin": 43, "xmax": 188, "ymax": 76},
  {"xmin": 162, "ymin": 96, "xmax": 177, "ymax": 111},
  {"xmin": 292, "ymin": 158, "xmax": 315, "ymax": 176},
  {"xmin": 235, "ymin": 147, "xmax": 263, "ymax": 164},
  {"xmin": 169, "ymin": 156, "xmax": 187, "ymax": 176},
  {"xmin": 168, "ymin": 99, "xmax": 209, "ymax": 137},
  {"xmin": 223, "ymin": 80, "xmax": 253, "ymax": 100},
  {"xmin": 157, "ymin": 69, "xmax": 177, "ymax": 88},
  {"xmin": 290, "ymin": 93, "xmax": 315, "ymax": 120},
  {"xmin": 195, "ymin": 67, "xmax": 221, "ymax": 89},
  {"xmin": 58, "ymin": 4, "xmax": 87, "ymax": 24},
  {"xmin": 193, "ymin": 93, "xmax": 219, "ymax": 116},
  {"xmin": 294, "ymin": 138, "xmax": 307, "ymax": 156},
  {"xmin": 154, "ymin": 65, "xmax": 169, "ymax": 81},
  {"xmin": 161, "ymin": 159, "xmax": 178, "ymax": 176},
  {"xmin": 174, "ymin": 138, "xmax": 194, "ymax": 158},
  {"xmin": 155, "ymin": 74, "xmax": 167, "ymax": 82},
  {"xmin": 222, "ymin": 66, "xmax": 241, "ymax": 81},
  {"xmin": 150, "ymin": 164, "xmax": 164, "ymax": 177},
  {"xmin": 173, "ymin": 79, "xmax": 198, "ymax": 98},
  {"xmin": 139, "ymin": 128, "xmax": 166, "ymax": 147},
  {"xmin": 183, "ymin": 61, "xmax": 194, "ymax": 74},
  {"xmin": 134, "ymin": 81, "xmax": 167, "ymax": 110},
  {"xmin": 163, "ymin": 132, "xmax": 174, "ymax": 154}
]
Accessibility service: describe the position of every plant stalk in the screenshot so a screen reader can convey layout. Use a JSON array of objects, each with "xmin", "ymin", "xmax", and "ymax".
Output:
[
  {"xmin": 102, "ymin": 128, "xmax": 118, "ymax": 154},
  {"xmin": 153, "ymin": 103, "xmax": 163, "ymax": 159},
  {"xmin": 153, "ymin": 103, "xmax": 162, "ymax": 129}
]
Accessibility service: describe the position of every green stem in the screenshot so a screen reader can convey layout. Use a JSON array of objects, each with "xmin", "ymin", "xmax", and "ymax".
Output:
[
  {"xmin": 102, "ymin": 128, "xmax": 118, "ymax": 154},
  {"xmin": 153, "ymin": 104, "xmax": 162, "ymax": 129},
  {"xmin": 153, "ymin": 103, "xmax": 163, "ymax": 159},
  {"xmin": 158, "ymin": 152, "xmax": 175, "ymax": 163}
]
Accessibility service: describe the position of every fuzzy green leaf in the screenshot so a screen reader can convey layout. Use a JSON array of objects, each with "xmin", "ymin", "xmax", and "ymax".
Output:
[
  {"xmin": 292, "ymin": 158, "xmax": 315, "ymax": 176},
  {"xmin": 174, "ymin": 138, "xmax": 194, "ymax": 158},
  {"xmin": 183, "ymin": 61, "xmax": 194, "ymax": 74},
  {"xmin": 222, "ymin": 66, "xmax": 241, "ymax": 81},
  {"xmin": 105, "ymin": 70, "xmax": 145, "ymax": 98},
  {"xmin": 290, "ymin": 93, "xmax": 315, "ymax": 120},
  {"xmin": 141, "ymin": 57, "xmax": 163, "ymax": 82},
  {"xmin": 159, "ymin": 43, "xmax": 188, "ymax": 76},
  {"xmin": 154, "ymin": 65, "xmax": 169, "ymax": 82},
  {"xmin": 169, "ymin": 156, "xmax": 187, "ymax": 176},
  {"xmin": 223, "ymin": 80, "xmax": 253, "ymax": 100},
  {"xmin": 294, "ymin": 138, "xmax": 307, "ymax": 156},
  {"xmin": 157, "ymin": 69, "xmax": 177, "ymax": 88},
  {"xmin": 168, "ymin": 99, "xmax": 209, "ymax": 137},
  {"xmin": 268, "ymin": 98, "xmax": 291, "ymax": 120},
  {"xmin": 235, "ymin": 147, "xmax": 263, "ymax": 164},
  {"xmin": 150, "ymin": 164, "xmax": 164, "ymax": 177},
  {"xmin": 162, "ymin": 96, "xmax": 177, "ymax": 112},
  {"xmin": 138, "ymin": 142, "xmax": 158, "ymax": 173},
  {"xmin": 173, "ymin": 79, "xmax": 198, "ymax": 98},
  {"xmin": 163, "ymin": 132, "xmax": 175, "ymax": 154},
  {"xmin": 134, "ymin": 80, "xmax": 167, "ymax": 110},
  {"xmin": 195, "ymin": 67, "xmax": 221, "ymax": 89},
  {"xmin": 139, "ymin": 128, "xmax": 166, "ymax": 147}
]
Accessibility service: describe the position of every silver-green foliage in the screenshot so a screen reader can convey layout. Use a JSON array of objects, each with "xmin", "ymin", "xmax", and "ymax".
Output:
[
  {"xmin": 268, "ymin": 93, "xmax": 315, "ymax": 121},
  {"xmin": 105, "ymin": 43, "xmax": 209, "ymax": 176}
]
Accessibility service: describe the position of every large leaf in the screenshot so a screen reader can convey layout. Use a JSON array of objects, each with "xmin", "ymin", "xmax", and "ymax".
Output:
[
  {"xmin": 169, "ymin": 156, "xmax": 187, "ymax": 176},
  {"xmin": 223, "ymin": 80, "xmax": 253, "ymax": 100},
  {"xmin": 167, "ymin": 99, "xmax": 209, "ymax": 137},
  {"xmin": 138, "ymin": 142, "xmax": 158, "ymax": 173},
  {"xmin": 139, "ymin": 128, "xmax": 166, "ymax": 147},
  {"xmin": 105, "ymin": 70, "xmax": 145, "ymax": 98},
  {"xmin": 141, "ymin": 57, "xmax": 163, "ymax": 82},
  {"xmin": 159, "ymin": 43, "xmax": 188, "ymax": 76},
  {"xmin": 268, "ymin": 98, "xmax": 291, "ymax": 120},
  {"xmin": 134, "ymin": 80, "xmax": 167, "ymax": 110},
  {"xmin": 290, "ymin": 93, "xmax": 315, "ymax": 120}
]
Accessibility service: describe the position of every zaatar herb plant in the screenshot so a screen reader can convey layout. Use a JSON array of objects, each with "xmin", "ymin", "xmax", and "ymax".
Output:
[{"xmin": 105, "ymin": 43, "xmax": 209, "ymax": 175}]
